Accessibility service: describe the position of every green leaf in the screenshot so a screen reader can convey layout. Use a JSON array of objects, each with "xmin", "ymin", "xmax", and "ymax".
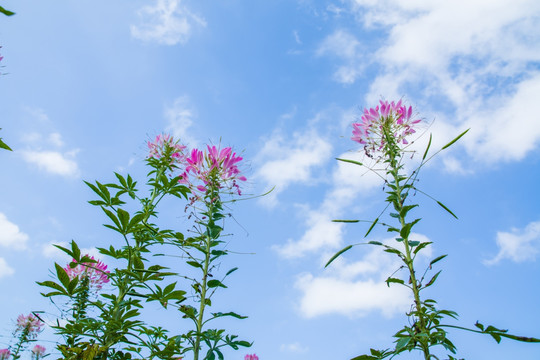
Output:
[
  {"xmin": 55, "ymin": 263, "xmax": 71, "ymax": 289},
  {"xmin": 385, "ymin": 277, "xmax": 405, "ymax": 287},
  {"xmin": 336, "ymin": 157, "xmax": 363, "ymax": 166},
  {"xmin": 413, "ymin": 241, "xmax": 432, "ymax": 254},
  {"xmin": 207, "ymin": 279, "xmax": 227, "ymax": 288},
  {"xmin": 424, "ymin": 270, "xmax": 442, "ymax": 288},
  {"xmin": 0, "ymin": 6, "xmax": 15, "ymax": 16},
  {"xmin": 422, "ymin": 133, "xmax": 432, "ymax": 160},
  {"xmin": 365, "ymin": 218, "xmax": 379, "ymax": 237},
  {"xmin": 0, "ymin": 138, "xmax": 12, "ymax": 151},
  {"xmin": 212, "ymin": 311, "xmax": 248, "ymax": 320},
  {"xmin": 332, "ymin": 219, "xmax": 360, "ymax": 223},
  {"xmin": 117, "ymin": 208, "xmax": 130, "ymax": 232},
  {"xmin": 325, "ymin": 245, "xmax": 353, "ymax": 268},
  {"xmin": 429, "ymin": 254, "xmax": 448, "ymax": 267},
  {"xmin": 395, "ymin": 336, "xmax": 410, "ymax": 351},
  {"xmin": 186, "ymin": 261, "xmax": 203, "ymax": 269},
  {"xmin": 226, "ymin": 267, "xmax": 238, "ymax": 276},
  {"xmin": 441, "ymin": 128, "xmax": 470, "ymax": 150},
  {"xmin": 36, "ymin": 280, "xmax": 68, "ymax": 296},
  {"xmin": 436, "ymin": 200, "xmax": 458, "ymax": 219}
]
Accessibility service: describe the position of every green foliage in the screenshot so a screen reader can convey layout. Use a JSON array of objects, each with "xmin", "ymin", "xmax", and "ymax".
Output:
[
  {"xmin": 0, "ymin": 5, "xmax": 15, "ymax": 16},
  {"xmin": 330, "ymin": 119, "xmax": 538, "ymax": 360}
]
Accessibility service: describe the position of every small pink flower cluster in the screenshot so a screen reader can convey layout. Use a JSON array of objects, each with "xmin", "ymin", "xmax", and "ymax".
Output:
[
  {"xmin": 183, "ymin": 145, "xmax": 247, "ymax": 196},
  {"xmin": 64, "ymin": 255, "xmax": 110, "ymax": 292},
  {"xmin": 31, "ymin": 345, "xmax": 46, "ymax": 360},
  {"xmin": 352, "ymin": 99, "xmax": 421, "ymax": 152},
  {"xmin": 244, "ymin": 354, "xmax": 259, "ymax": 360},
  {"xmin": 147, "ymin": 134, "xmax": 186, "ymax": 163},
  {"xmin": 16, "ymin": 313, "xmax": 43, "ymax": 339},
  {"xmin": 0, "ymin": 349, "xmax": 10, "ymax": 360}
]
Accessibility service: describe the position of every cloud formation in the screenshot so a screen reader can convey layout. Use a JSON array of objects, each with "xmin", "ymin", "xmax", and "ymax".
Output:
[
  {"xmin": 164, "ymin": 95, "xmax": 198, "ymax": 146},
  {"xmin": 485, "ymin": 220, "xmax": 540, "ymax": 264},
  {"xmin": 20, "ymin": 150, "xmax": 80, "ymax": 177},
  {"xmin": 254, "ymin": 126, "xmax": 333, "ymax": 207},
  {"xmin": 295, "ymin": 234, "xmax": 432, "ymax": 318},
  {"xmin": 319, "ymin": 0, "xmax": 540, "ymax": 165},
  {"xmin": 131, "ymin": 0, "xmax": 206, "ymax": 45},
  {"xmin": 0, "ymin": 258, "xmax": 15, "ymax": 278},
  {"xmin": 0, "ymin": 213, "xmax": 29, "ymax": 250}
]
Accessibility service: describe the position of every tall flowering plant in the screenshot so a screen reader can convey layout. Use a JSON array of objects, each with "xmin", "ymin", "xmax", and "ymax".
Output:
[
  {"xmin": 36, "ymin": 134, "xmax": 253, "ymax": 359},
  {"xmin": 173, "ymin": 144, "xmax": 250, "ymax": 360},
  {"xmin": 6, "ymin": 313, "xmax": 44, "ymax": 360},
  {"xmin": 327, "ymin": 100, "xmax": 540, "ymax": 359}
]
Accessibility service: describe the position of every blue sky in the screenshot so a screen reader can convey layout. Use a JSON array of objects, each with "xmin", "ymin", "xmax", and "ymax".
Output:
[{"xmin": 1, "ymin": 0, "xmax": 540, "ymax": 359}]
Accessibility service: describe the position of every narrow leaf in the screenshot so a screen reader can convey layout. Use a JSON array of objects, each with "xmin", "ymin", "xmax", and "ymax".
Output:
[
  {"xmin": 332, "ymin": 219, "xmax": 360, "ymax": 223},
  {"xmin": 429, "ymin": 254, "xmax": 448, "ymax": 267},
  {"xmin": 336, "ymin": 158, "xmax": 363, "ymax": 166},
  {"xmin": 437, "ymin": 201, "xmax": 458, "ymax": 219},
  {"xmin": 422, "ymin": 133, "xmax": 432, "ymax": 160},
  {"xmin": 325, "ymin": 245, "xmax": 353, "ymax": 268},
  {"xmin": 441, "ymin": 128, "xmax": 470, "ymax": 150},
  {"xmin": 385, "ymin": 277, "xmax": 405, "ymax": 287},
  {"xmin": 0, "ymin": 6, "xmax": 15, "ymax": 16},
  {"xmin": 424, "ymin": 270, "xmax": 442, "ymax": 288},
  {"xmin": 365, "ymin": 218, "xmax": 379, "ymax": 237}
]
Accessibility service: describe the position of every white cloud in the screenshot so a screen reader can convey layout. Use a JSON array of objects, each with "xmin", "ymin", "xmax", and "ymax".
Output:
[
  {"xmin": 0, "ymin": 258, "xmax": 15, "ymax": 278},
  {"xmin": 274, "ymin": 150, "xmax": 382, "ymax": 258},
  {"xmin": 295, "ymin": 234, "xmax": 433, "ymax": 318},
  {"xmin": 327, "ymin": 0, "xmax": 540, "ymax": 165},
  {"xmin": 280, "ymin": 342, "xmax": 308, "ymax": 353},
  {"xmin": 317, "ymin": 30, "xmax": 364, "ymax": 84},
  {"xmin": 42, "ymin": 241, "xmax": 70, "ymax": 260},
  {"xmin": 21, "ymin": 150, "xmax": 80, "ymax": 177},
  {"xmin": 254, "ymin": 127, "xmax": 333, "ymax": 207},
  {"xmin": 131, "ymin": 0, "xmax": 206, "ymax": 45},
  {"xmin": 485, "ymin": 220, "xmax": 540, "ymax": 265},
  {"xmin": 164, "ymin": 95, "xmax": 198, "ymax": 146},
  {"xmin": 0, "ymin": 213, "xmax": 29, "ymax": 250}
]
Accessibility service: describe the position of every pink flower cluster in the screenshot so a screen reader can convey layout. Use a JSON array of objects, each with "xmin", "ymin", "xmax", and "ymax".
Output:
[
  {"xmin": 182, "ymin": 145, "xmax": 247, "ymax": 196},
  {"xmin": 31, "ymin": 345, "xmax": 46, "ymax": 359},
  {"xmin": 244, "ymin": 354, "xmax": 259, "ymax": 360},
  {"xmin": 352, "ymin": 99, "xmax": 421, "ymax": 152},
  {"xmin": 16, "ymin": 314, "xmax": 43, "ymax": 339},
  {"xmin": 0, "ymin": 349, "xmax": 10, "ymax": 360},
  {"xmin": 147, "ymin": 134, "xmax": 186, "ymax": 163},
  {"xmin": 64, "ymin": 255, "xmax": 110, "ymax": 292}
]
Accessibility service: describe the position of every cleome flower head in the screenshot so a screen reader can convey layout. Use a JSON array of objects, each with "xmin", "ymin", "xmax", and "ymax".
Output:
[
  {"xmin": 31, "ymin": 345, "xmax": 46, "ymax": 360},
  {"xmin": 244, "ymin": 354, "xmax": 259, "ymax": 360},
  {"xmin": 183, "ymin": 144, "xmax": 247, "ymax": 196},
  {"xmin": 16, "ymin": 314, "xmax": 44, "ymax": 339},
  {"xmin": 352, "ymin": 99, "xmax": 421, "ymax": 155},
  {"xmin": 64, "ymin": 255, "xmax": 110, "ymax": 292},
  {"xmin": 147, "ymin": 134, "xmax": 186, "ymax": 164},
  {"xmin": 0, "ymin": 349, "xmax": 10, "ymax": 360}
]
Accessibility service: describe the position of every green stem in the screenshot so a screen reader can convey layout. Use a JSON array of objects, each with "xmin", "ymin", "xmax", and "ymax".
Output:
[
  {"xmin": 193, "ymin": 183, "xmax": 220, "ymax": 360},
  {"xmin": 384, "ymin": 129, "xmax": 431, "ymax": 360}
]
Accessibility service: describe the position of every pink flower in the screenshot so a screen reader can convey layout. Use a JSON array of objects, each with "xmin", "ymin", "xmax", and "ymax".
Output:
[
  {"xmin": 244, "ymin": 354, "xmax": 259, "ymax": 360},
  {"xmin": 147, "ymin": 134, "xmax": 186, "ymax": 163},
  {"xmin": 0, "ymin": 349, "xmax": 10, "ymax": 360},
  {"xmin": 351, "ymin": 99, "xmax": 421, "ymax": 153},
  {"xmin": 16, "ymin": 314, "xmax": 43, "ymax": 339},
  {"xmin": 182, "ymin": 144, "xmax": 247, "ymax": 196},
  {"xmin": 31, "ymin": 345, "xmax": 46, "ymax": 359},
  {"xmin": 64, "ymin": 255, "xmax": 110, "ymax": 292}
]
